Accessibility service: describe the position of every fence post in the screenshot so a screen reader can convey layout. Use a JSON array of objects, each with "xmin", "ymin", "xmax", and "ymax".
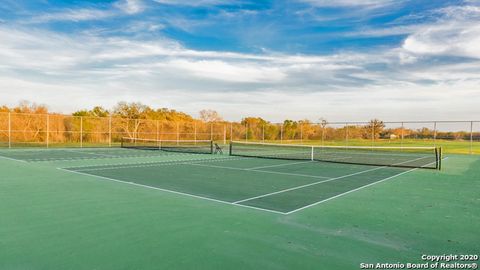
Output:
[
  {"xmin": 109, "ymin": 116, "xmax": 112, "ymax": 147},
  {"xmin": 433, "ymin": 121, "xmax": 437, "ymax": 147},
  {"xmin": 345, "ymin": 123, "xmax": 349, "ymax": 146},
  {"xmin": 8, "ymin": 112, "xmax": 11, "ymax": 148},
  {"xmin": 209, "ymin": 123, "xmax": 213, "ymax": 141},
  {"xmin": 46, "ymin": 114, "xmax": 49, "ymax": 148},
  {"xmin": 470, "ymin": 121, "xmax": 474, "ymax": 155},
  {"xmin": 194, "ymin": 122, "xmax": 197, "ymax": 143},
  {"xmin": 300, "ymin": 124, "xmax": 303, "ymax": 143},
  {"xmin": 223, "ymin": 124, "xmax": 226, "ymax": 144},
  {"xmin": 321, "ymin": 124, "xmax": 324, "ymax": 146},
  {"xmin": 262, "ymin": 124, "xmax": 265, "ymax": 143},
  {"xmin": 401, "ymin": 122, "xmax": 404, "ymax": 149},
  {"xmin": 245, "ymin": 123, "xmax": 248, "ymax": 142},
  {"xmin": 371, "ymin": 124, "xmax": 374, "ymax": 148},
  {"xmin": 177, "ymin": 122, "xmax": 180, "ymax": 144},
  {"xmin": 135, "ymin": 119, "xmax": 138, "ymax": 140},
  {"xmin": 280, "ymin": 125, "xmax": 283, "ymax": 143},
  {"xmin": 80, "ymin": 116, "xmax": 83, "ymax": 148},
  {"xmin": 230, "ymin": 123, "xmax": 233, "ymax": 142},
  {"xmin": 160, "ymin": 121, "xmax": 163, "ymax": 140}
]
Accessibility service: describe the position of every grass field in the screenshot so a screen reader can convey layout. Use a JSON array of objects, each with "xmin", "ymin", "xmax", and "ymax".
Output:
[{"xmin": 0, "ymin": 146, "xmax": 478, "ymax": 269}]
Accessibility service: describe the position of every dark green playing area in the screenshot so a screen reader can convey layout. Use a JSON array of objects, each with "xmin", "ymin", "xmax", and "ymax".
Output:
[{"xmin": 0, "ymin": 146, "xmax": 478, "ymax": 269}]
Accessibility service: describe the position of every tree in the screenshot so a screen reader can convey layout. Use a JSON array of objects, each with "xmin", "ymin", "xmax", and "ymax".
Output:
[
  {"xmin": 0, "ymin": 105, "xmax": 9, "ymax": 112},
  {"xmin": 199, "ymin": 109, "xmax": 223, "ymax": 122},
  {"xmin": 283, "ymin": 120, "xmax": 298, "ymax": 140},
  {"xmin": 72, "ymin": 106, "xmax": 109, "ymax": 117},
  {"xmin": 365, "ymin": 119, "xmax": 385, "ymax": 139},
  {"xmin": 241, "ymin": 117, "xmax": 268, "ymax": 140},
  {"xmin": 112, "ymin": 102, "xmax": 149, "ymax": 119},
  {"xmin": 12, "ymin": 100, "xmax": 48, "ymax": 114},
  {"xmin": 298, "ymin": 119, "xmax": 315, "ymax": 139}
]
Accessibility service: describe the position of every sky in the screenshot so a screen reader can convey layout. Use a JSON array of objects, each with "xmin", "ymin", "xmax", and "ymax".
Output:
[{"xmin": 0, "ymin": 0, "xmax": 479, "ymax": 122}]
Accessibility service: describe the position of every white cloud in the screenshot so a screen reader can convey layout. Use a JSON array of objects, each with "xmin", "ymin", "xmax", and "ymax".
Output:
[
  {"xmin": 1, "ymin": 18, "xmax": 480, "ymax": 121},
  {"xmin": 31, "ymin": 8, "xmax": 114, "ymax": 23},
  {"xmin": 114, "ymin": 0, "xmax": 145, "ymax": 14},
  {"xmin": 152, "ymin": 0, "xmax": 235, "ymax": 6},
  {"xmin": 298, "ymin": 0, "xmax": 395, "ymax": 8},
  {"xmin": 344, "ymin": 3, "xmax": 480, "ymax": 60},
  {"xmin": 403, "ymin": 22, "xmax": 480, "ymax": 59},
  {"xmin": 28, "ymin": 0, "xmax": 145, "ymax": 23},
  {"xmin": 166, "ymin": 59, "xmax": 286, "ymax": 83}
]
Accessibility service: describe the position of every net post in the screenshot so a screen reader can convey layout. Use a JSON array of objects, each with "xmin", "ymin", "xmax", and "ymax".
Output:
[
  {"xmin": 80, "ymin": 116, "xmax": 83, "ymax": 148},
  {"xmin": 229, "ymin": 141, "xmax": 233, "ymax": 156},
  {"xmin": 8, "ymin": 112, "xmax": 11, "ymax": 148},
  {"xmin": 46, "ymin": 114, "xmax": 49, "ymax": 148},
  {"xmin": 470, "ymin": 121, "xmax": 473, "ymax": 155},
  {"xmin": 210, "ymin": 140, "xmax": 213, "ymax": 154},
  {"xmin": 109, "ymin": 116, "xmax": 112, "ymax": 147},
  {"xmin": 436, "ymin": 147, "xmax": 442, "ymax": 170}
]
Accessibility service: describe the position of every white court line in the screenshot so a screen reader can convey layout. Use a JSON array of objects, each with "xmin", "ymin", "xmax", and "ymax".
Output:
[
  {"xmin": 63, "ymin": 149, "xmax": 117, "ymax": 157},
  {"xmin": 0, "ymin": 155, "xmax": 28, "ymax": 163},
  {"xmin": 28, "ymin": 152, "xmax": 206, "ymax": 162},
  {"xmin": 69, "ymin": 157, "xmax": 248, "ymax": 172},
  {"xmin": 232, "ymin": 165, "xmax": 385, "ymax": 204},
  {"xmin": 233, "ymin": 155, "xmax": 432, "ymax": 204},
  {"xmin": 284, "ymin": 157, "xmax": 448, "ymax": 214},
  {"xmin": 246, "ymin": 160, "xmax": 314, "ymax": 170},
  {"xmin": 62, "ymin": 157, "xmax": 241, "ymax": 169},
  {"xmin": 30, "ymin": 154, "xmax": 179, "ymax": 162},
  {"xmin": 56, "ymin": 155, "xmax": 446, "ymax": 215},
  {"xmin": 189, "ymin": 163, "xmax": 332, "ymax": 180},
  {"xmin": 57, "ymin": 167, "xmax": 285, "ymax": 215}
]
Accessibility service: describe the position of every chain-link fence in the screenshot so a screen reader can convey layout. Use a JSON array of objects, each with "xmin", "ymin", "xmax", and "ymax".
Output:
[{"xmin": 0, "ymin": 112, "xmax": 478, "ymax": 154}]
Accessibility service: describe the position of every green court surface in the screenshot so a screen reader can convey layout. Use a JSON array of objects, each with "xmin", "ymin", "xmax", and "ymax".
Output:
[{"xmin": 0, "ymin": 147, "xmax": 478, "ymax": 269}]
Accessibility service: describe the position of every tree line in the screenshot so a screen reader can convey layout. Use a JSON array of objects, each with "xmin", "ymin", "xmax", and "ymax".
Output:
[{"xmin": 0, "ymin": 101, "xmax": 477, "ymax": 146}]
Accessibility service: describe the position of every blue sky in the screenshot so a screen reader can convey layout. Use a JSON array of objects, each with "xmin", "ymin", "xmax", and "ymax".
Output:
[{"xmin": 0, "ymin": 0, "xmax": 479, "ymax": 121}]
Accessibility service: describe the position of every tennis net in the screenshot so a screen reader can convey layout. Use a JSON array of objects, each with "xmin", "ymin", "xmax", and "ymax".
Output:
[
  {"xmin": 229, "ymin": 141, "xmax": 442, "ymax": 169},
  {"xmin": 121, "ymin": 137, "xmax": 214, "ymax": 154}
]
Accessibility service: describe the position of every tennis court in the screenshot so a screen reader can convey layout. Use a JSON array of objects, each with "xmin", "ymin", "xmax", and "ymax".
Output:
[
  {"xmin": 0, "ymin": 140, "xmax": 442, "ymax": 214},
  {"xmin": 1, "ymin": 139, "xmax": 478, "ymax": 269}
]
